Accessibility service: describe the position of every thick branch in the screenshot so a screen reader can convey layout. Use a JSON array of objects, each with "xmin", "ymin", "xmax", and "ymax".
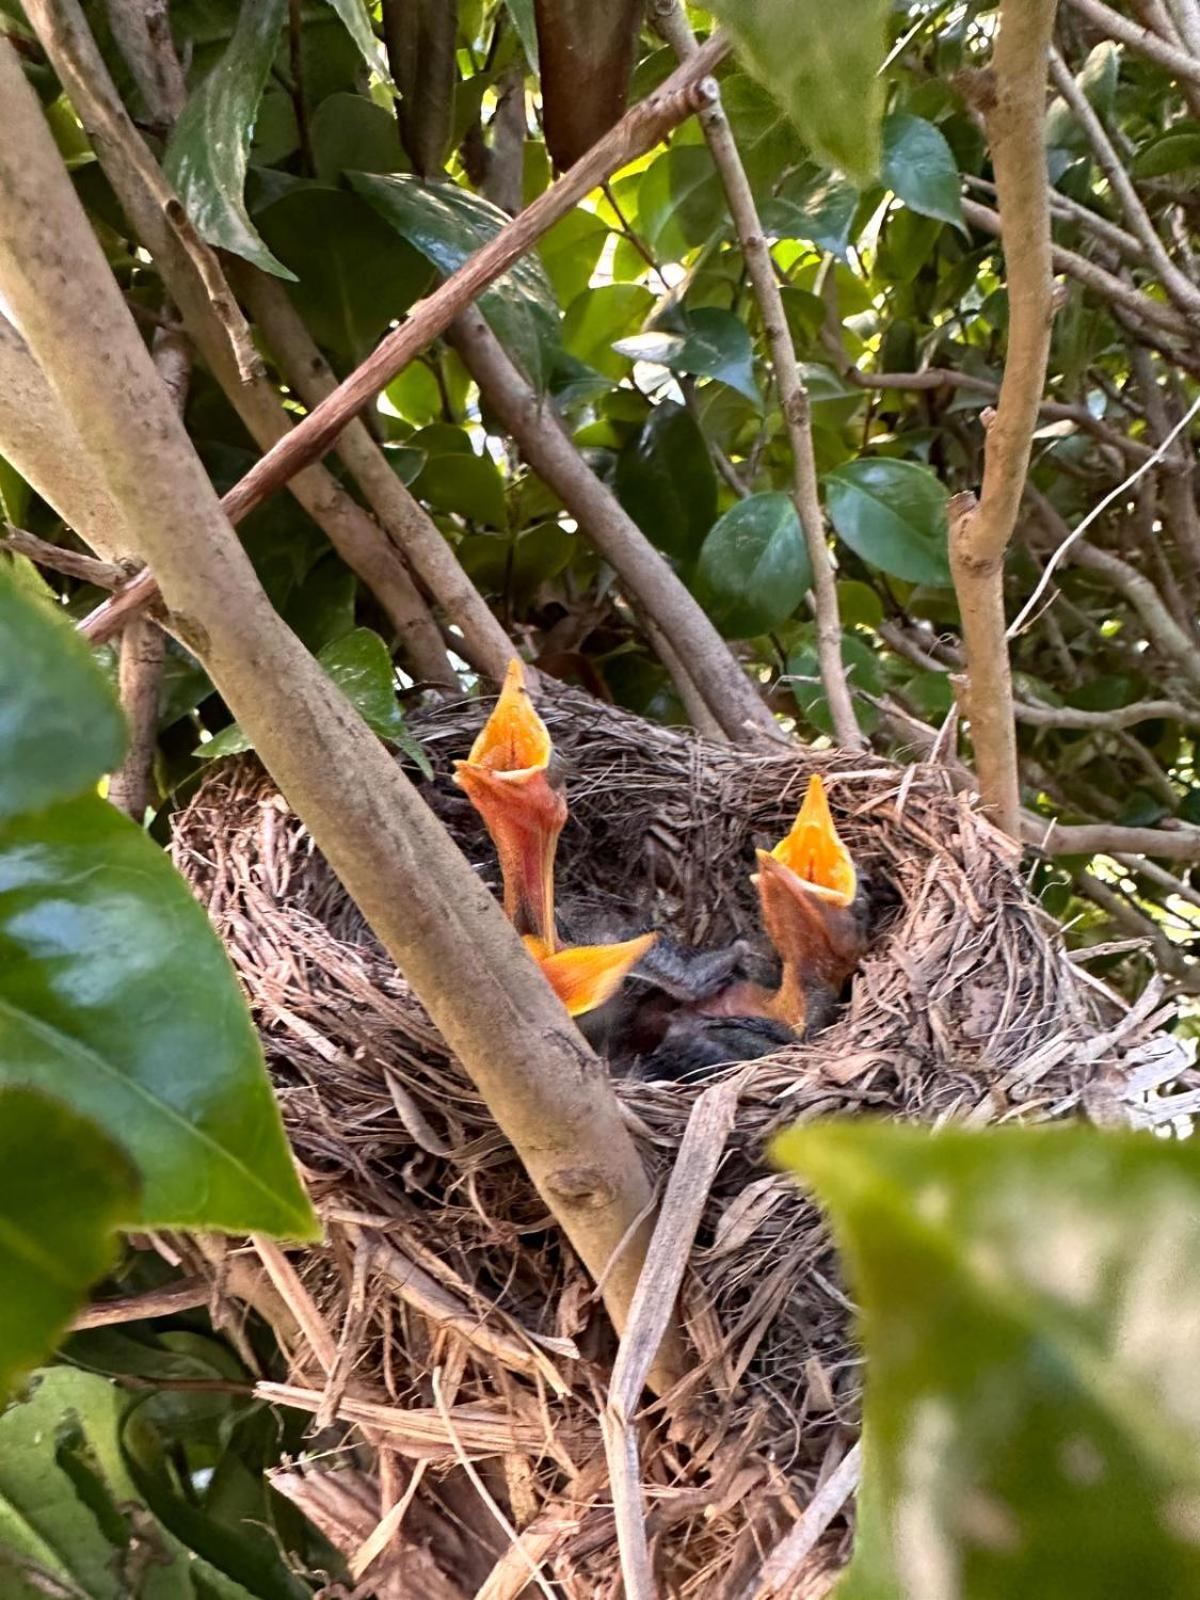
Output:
[
  {"xmin": 0, "ymin": 313, "xmax": 135, "ymax": 561},
  {"xmin": 949, "ymin": 0, "xmax": 1059, "ymax": 837},
  {"xmin": 656, "ymin": 0, "xmax": 863, "ymax": 751},
  {"xmin": 31, "ymin": 0, "xmax": 457, "ymax": 689},
  {"xmin": 450, "ymin": 307, "xmax": 784, "ymax": 746},
  {"xmin": 82, "ymin": 26, "xmax": 730, "ymax": 651},
  {"xmin": 229, "ymin": 265, "xmax": 516, "ymax": 684},
  {"xmin": 0, "ymin": 37, "xmax": 682, "ymax": 1391}
]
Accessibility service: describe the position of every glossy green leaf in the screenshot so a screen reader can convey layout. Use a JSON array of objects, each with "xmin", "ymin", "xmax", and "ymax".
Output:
[
  {"xmin": 695, "ymin": 492, "xmax": 811, "ymax": 637},
  {"xmin": 0, "ymin": 1089, "xmax": 137, "ymax": 1399},
  {"xmin": 0, "ymin": 1367, "xmax": 261, "ymax": 1597},
  {"xmin": 0, "ymin": 792, "xmax": 316, "ymax": 1238},
  {"xmin": 351, "ymin": 173, "xmax": 559, "ymax": 388},
  {"xmin": 775, "ymin": 1122, "xmax": 1200, "ymax": 1600},
  {"xmin": 615, "ymin": 402, "xmax": 717, "ymax": 565},
  {"xmin": 255, "ymin": 185, "xmax": 432, "ymax": 362},
  {"xmin": 836, "ymin": 578, "xmax": 884, "ymax": 629},
  {"xmin": 164, "ymin": 0, "xmax": 295, "ymax": 279},
  {"xmin": 881, "ymin": 112, "xmax": 964, "ymax": 229},
  {"xmin": 824, "ymin": 458, "xmax": 951, "ymax": 585},
  {"xmin": 562, "ymin": 283, "xmax": 655, "ymax": 380},
  {"xmin": 0, "ymin": 575, "xmax": 125, "ymax": 821},
  {"xmin": 414, "ymin": 449, "xmax": 508, "ymax": 527},
  {"xmin": 310, "ymin": 92, "xmax": 406, "ymax": 184},
  {"xmin": 618, "ymin": 308, "xmax": 761, "ymax": 405},
  {"xmin": 320, "ymin": 0, "xmax": 388, "ymax": 81},
  {"xmin": 706, "ymin": 0, "xmax": 888, "ymax": 185},
  {"xmin": 317, "ymin": 629, "xmax": 432, "ymax": 770},
  {"xmin": 764, "ymin": 171, "xmax": 861, "ymax": 259},
  {"xmin": 505, "ymin": 0, "xmax": 539, "ymax": 67},
  {"xmin": 787, "ymin": 629, "xmax": 881, "ymax": 735}
]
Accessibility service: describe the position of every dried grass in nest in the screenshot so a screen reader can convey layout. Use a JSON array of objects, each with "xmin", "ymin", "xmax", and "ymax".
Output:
[{"xmin": 172, "ymin": 684, "xmax": 1192, "ymax": 1597}]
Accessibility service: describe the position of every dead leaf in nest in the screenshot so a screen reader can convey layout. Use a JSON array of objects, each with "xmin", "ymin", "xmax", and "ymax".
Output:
[
  {"xmin": 711, "ymin": 1175, "xmax": 787, "ymax": 1258},
  {"xmin": 820, "ymin": 1051, "xmax": 893, "ymax": 1085},
  {"xmin": 958, "ymin": 981, "xmax": 1004, "ymax": 1040}
]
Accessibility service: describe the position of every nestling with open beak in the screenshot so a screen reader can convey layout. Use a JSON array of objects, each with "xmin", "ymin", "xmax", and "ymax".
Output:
[
  {"xmin": 454, "ymin": 660, "xmax": 655, "ymax": 1018},
  {"xmin": 599, "ymin": 775, "xmax": 871, "ymax": 1081}
]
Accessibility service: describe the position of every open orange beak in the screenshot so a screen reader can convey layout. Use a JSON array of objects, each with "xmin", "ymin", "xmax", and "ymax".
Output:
[
  {"xmin": 454, "ymin": 660, "xmax": 568, "ymax": 948},
  {"xmin": 752, "ymin": 775, "xmax": 862, "ymax": 1023},
  {"xmin": 524, "ymin": 932, "xmax": 657, "ymax": 1018}
]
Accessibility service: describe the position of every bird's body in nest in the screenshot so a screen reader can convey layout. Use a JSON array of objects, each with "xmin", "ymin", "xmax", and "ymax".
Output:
[{"xmin": 454, "ymin": 661, "xmax": 875, "ymax": 1080}]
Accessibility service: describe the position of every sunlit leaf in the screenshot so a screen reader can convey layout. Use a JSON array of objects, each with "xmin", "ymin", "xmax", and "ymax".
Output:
[{"xmin": 706, "ymin": 0, "xmax": 888, "ymax": 185}]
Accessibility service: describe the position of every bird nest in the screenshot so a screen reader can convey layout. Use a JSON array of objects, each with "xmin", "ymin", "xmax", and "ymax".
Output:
[{"xmin": 171, "ymin": 684, "xmax": 1189, "ymax": 1598}]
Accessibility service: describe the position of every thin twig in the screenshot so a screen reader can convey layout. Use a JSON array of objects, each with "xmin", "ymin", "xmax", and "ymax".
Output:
[
  {"xmin": 738, "ymin": 1442, "xmax": 862, "ymax": 1600},
  {"xmin": 656, "ymin": 0, "xmax": 863, "ymax": 751},
  {"xmin": 1008, "ymin": 393, "xmax": 1200, "ymax": 637},
  {"xmin": 1, "ymin": 523, "xmax": 125, "ymax": 587},
  {"xmin": 1064, "ymin": 0, "xmax": 1200, "ymax": 85}
]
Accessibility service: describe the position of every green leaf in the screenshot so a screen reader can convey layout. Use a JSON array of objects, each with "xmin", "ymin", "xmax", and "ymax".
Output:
[
  {"xmin": 836, "ymin": 578, "xmax": 883, "ymax": 629},
  {"xmin": 310, "ymin": 92, "xmax": 406, "ymax": 184},
  {"xmin": 637, "ymin": 145, "xmax": 726, "ymax": 260},
  {"xmin": 787, "ymin": 628, "xmax": 881, "ymax": 735},
  {"xmin": 881, "ymin": 112, "xmax": 965, "ymax": 229},
  {"xmin": 1131, "ymin": 124, "xmax": 1200, "ymax": 181},
  {"xmin": 504, "ymin": 0, "xmax": 539, "ymax": 67},
  {"xmin": 164, "ymin": 0, "xmax": 296, "ymax": 279},
  {"xmin": 615, "ymin": 401, "xmax": 717, "ymax": 565},
  {"xmin": 0, "ymin": 794, "xmax": 316, "ymax": 1239},
  {"xmin": 764, "ymin": 170, "xmax": 861, "ymax": 259},
  {"xmin": 413, "ymin": 449, "xmax": 508, "ymax": 527},
  {"xmin": 774, "ymin": 1122, "xmax": 1200, "ymax": 1600},
  {"xmin": 538, "ymin": 208, "xmax": 609, "ymax": 307},
  {"xmin": 0, "ymin": 576, "xmax": 125, "ymax": 821},
  {"xmin": 1047, "ymin": 42, "xmax": 1120, "ymax": 157},
  {"xmin": 319, "ymin": 0, "xmax": 388, "ymax": 82},
  {"xmin": 317, "ymin": 629, "xmax": 432, "ymax": 772},
  {"xmin": 824, "ymin": 458, "xmax": 951, "ymax": 585},
  {"xmin": 706, "ymin": 0, "xmax": 888, "ymax": 185},
  {"xmin": 0, "ymin": 1089, "xmax": 137, "ymax": 1399},
  {"xmin": 562, "ymin": 283, "xmax": 655, "ymax": 380},
  {"xmin": 0, "ymin": 1368, "xmax": 262, "ymax": 1597},
  {"xmin": 695, "ymin": 492, "xmax": 811, "ymax": 637},
  {"xmin": 255, "ymin": 185, "xmax": 432, "ymax": 363},
  {"xmin": 351, "ymin": 173, "xmax": 560, "ymax": 388},
  {"xmin": 618, "ymin": 308, "xmax": 761, "ymax": 406}
]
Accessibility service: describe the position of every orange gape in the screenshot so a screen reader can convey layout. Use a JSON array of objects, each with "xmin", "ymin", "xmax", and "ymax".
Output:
[
  {"xmin": 453, "ymin": 659, "xmax": 567, "ymax": 949},
  {"xmin": 696, "ymin": 774, "xmax": 862, "ymax": 1033},
  {"xmin": 455, "ymin": 660, "xmax": 656, "ymax": 1018}
]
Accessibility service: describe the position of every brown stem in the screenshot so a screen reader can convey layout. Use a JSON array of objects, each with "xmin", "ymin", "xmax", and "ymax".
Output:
[
  {"xmin": 229, "ymin": 263, "xmax": 516, "ymax": 684},
  {"xmin": 1, "ymin": 523, "xmax": 124, "ymax": 587},
  {"xmin": 949, "ymin": 2, "xmax": 1058, "ymax": 837},
  {"xmin": 75, "ymin": 32, "xmax": 731, "ymax": 642},
  {"xmin": 30, "ymin": 0, "xmax": 458, "ymax": 689},
  {"xmin": 656, "ymin": 0, "xmax": 864, "ymax": 752},
  {"xmin": 450, "ymin": 307, "xmax": 784, "ymax": 746},
  {"xmin": 0, "ymin": 38, "xmax": 683, "ymax": 1391}
]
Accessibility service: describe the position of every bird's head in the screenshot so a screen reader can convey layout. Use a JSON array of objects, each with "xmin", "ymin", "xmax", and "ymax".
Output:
[
  {"xmin": 753, "ymin": 774, "xmax": 866, "ymax": 1023},
  {"xmin": 454, "ymin": 660, "xmax": 568, "ymax": 948}
]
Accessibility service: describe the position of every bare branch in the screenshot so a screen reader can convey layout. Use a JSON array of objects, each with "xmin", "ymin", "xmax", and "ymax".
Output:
[
  {"xmin": 1024, "ymin": 817, "xmax": 1200, "ymax": 861},
  {"xmin": 656, "ymin": 0, "xmax": 863, "ymax": 751},
  {"xmin": 0, "ymin": 36, "xmax": 684, "ymax": 1391},
  {"xmin": 32, "ymin": 0, "xmax": 459, "ymax": 689},
  {"xmin": 1014, "ymin": 697, "xmax": 1200, "ymax": 729},
  {"xmin": 1048, "ymin": 48, "xmax": 1200, "ymax": 319},
  {"xmin": 1064, "ymin": 0, "xmax": 1200, "ymax": 85},
  {"xmin": 949, "ymin": 0, "xmax": 1059, "ymax": 836},
  {"xmin": 230, "ymin": 265, "xmax": 516, "ymax": 684},
  {"xmin": 450, "ymin": 307, "xmax": 785, "ymax": 746},
  {"xmin": 1, "ymin": 523, "xmax": 124, "ymax": 587}
]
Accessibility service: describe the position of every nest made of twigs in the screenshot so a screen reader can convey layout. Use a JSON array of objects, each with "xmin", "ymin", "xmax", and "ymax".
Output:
[{"xmin": 172, "ymin": 685, "xmax": 1190, "ymax": 1598}]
